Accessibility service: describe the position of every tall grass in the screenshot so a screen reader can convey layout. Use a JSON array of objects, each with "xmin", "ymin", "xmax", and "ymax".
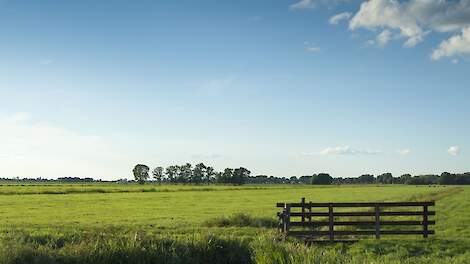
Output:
[
  {"xmin": 203, "ymin": 213, "xmax": 278, "ymax": 228},
  {"xmin": 1, "ymin": 231, "xmax": 469, "ymax": 264}
]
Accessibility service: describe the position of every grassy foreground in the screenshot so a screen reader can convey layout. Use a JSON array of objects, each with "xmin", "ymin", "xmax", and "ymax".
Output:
[{"xmin": 0, "ymin": 184, "xmax": 469, "ymax": 263}]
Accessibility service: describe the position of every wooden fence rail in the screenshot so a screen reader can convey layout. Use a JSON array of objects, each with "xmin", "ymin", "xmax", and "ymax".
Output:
[{"xmin": 277, "ymin": 198, "xmax": 435, "ymax": 242}]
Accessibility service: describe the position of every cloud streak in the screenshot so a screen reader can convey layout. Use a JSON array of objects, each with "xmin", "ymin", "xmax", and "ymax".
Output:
[
  {"xmin": 329, "ymin": 12, "xmax": 352, "ymax": 25},
  {"xmin": 397, "ymin": 149, "xmax": 411, "ymax": 156},
  {"xmin": 319, "ymin": 146, "xmax": 382, "ymax": 156},
  {"xmin": 304, "ymin": 41, "xmax": 321, "ymax": 52},
  {"xmin": 290, "ymin": 0, "xmax": 315, "ymax": 10}
]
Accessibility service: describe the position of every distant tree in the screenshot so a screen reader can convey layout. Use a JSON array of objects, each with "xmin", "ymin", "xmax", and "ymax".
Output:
[
  {"xmin": 232, "ymin": 167, "xmax": 250, "ymax": 185},
  {"xmin": 152, "ymin": 166, "xmax": 164, "ymax": 184},
  {"xmin": 204, "ymin": 166, "xmax": 215, "ymax": 184},
  {"xmin": 311, "ymin": 173, "xmax": 333, "ymax": 185},
  {"xmin": 289, "ymin": 176, "xmax": 299, "ymax": 184},
  {"xmin": 377, "ymin": 173, "xmax": 393, "ymax": 184},
  {"xmin": 218, "ymin": 168, "xmax": 234, "ymax": 183},
  {"xmin": 178, "ymin": 163, "xmax": 193, "ymax": 183},
  {"xmin": 192, "ymin": 163, "xmax": 206, "ymax": 184},
  {"xmin": 165, "ymin": 165, "xmax": 178, "ymax": 183},
  {"xmin": 133, "ymin": 164, "xmax": 150, "ymax": 184},
  {"xmin": 399, "ymin": 174, "xmax": 412, "ymax": 184},
  {"xmin": 458, "ymin": 173, "xmax": 470, "ymax": 185},
  {"xmin": 358, "ymin": 174, "xmax": 375, "ymax": 184},
  {"xmin": 249, "ymin": 175, "xmax": 268, "ymax": 184},
  {"xmin": 439, "ymin": 172, "xmax": 456, "ymax": 185},
  {"xmin": 214, "ymin": 171, "xmax": 223, "ymax": 183},
  {"xmin": 406, "ymin": 174, "xmax": 439, "ymax": 185},
  {"xmin": 298, "ymin": 175, "xmax": 313, "ymax": 184}
]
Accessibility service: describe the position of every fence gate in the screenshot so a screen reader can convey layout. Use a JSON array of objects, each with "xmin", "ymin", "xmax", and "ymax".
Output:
[{"xmin": 277, "ymin": 198, "xmax": 435, "ymax": 243}]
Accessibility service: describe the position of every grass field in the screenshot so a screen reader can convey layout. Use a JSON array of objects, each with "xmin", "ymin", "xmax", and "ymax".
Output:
[{"xmin": 0, "ymin": 184, "xmax": 469, "ymax": 263}]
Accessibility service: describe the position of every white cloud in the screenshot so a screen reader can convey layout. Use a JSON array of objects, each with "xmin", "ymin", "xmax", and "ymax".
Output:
[
  {"xmin": 448, "ymin": 146, "xmax": 460, "ymax": 156},
  {"xmin": 329, "ymin": 12, "xmax": 352, "ymax": 25},
  {"xmin": 431, "ymin": 27, "xmax": 470, "ymax": 60},
  {"xmin": 377, "ymin": 29, "xmax": 393, "ymax": 47},
  {"xmin": 397, "ymin": 149, "xmax": 411, "ymax": 156},
  {"xmin": 0, "ymin": 112, "xmax": 130, "ymax": 178},
  {"xmin": 304, "ymin": 41, "xmax": 321, "ymax": 52},
  {"xmin": 320, "ymin": 146, "xmax": 382, "ymax": 155},
  {"xmin": 347, "ymin": 0, "xmax": 470, "ymax": 59},
  {"xmin": 349, "ymin": 0, "xmax": 424, "ymax": 47},
  {"xmin": 290, "ymin": 0, "xmax": 315, "ymax": 10}
]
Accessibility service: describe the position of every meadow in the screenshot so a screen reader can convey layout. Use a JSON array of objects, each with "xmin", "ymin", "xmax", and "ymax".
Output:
[{"xmin": 0, "ymin": 184, "xmax": 469, "ymax": 263}]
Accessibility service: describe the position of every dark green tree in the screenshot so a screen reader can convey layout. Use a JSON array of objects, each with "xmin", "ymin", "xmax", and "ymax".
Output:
[
  {"xmin": 152, "ymin": 166, "xmax": 164, "ymax": 184},
  {"xmin": 165, "ymin": 165, "xmax": 178, "ymax": 183},
  {"xmin": 232, "ymin": 167, "xmax": 250, "ymax": 185},
  {"xmin": 399, "ymin": 174, "xmax": 412, "ymax": 184},
  {"xmin": 219, "ymin": 168, "xmax": 234, "ymax": 183},
  {"xmin": 192, "ymin": 163, "xmax": 206, "ymax": 184},
  {"xmin": 204, "ymin": 166, "xmax": 215, "ymax": 184},
  {"xmin": 377, "ymin": 173, "xmax": 393, "ymax": 184},
  {"xmin": 178, "ymin": 163, "xmax": 192, "ymax": 183},
  {"xmin": 439, "ymin": 172, "xmax": 456, "ymax": 185},
  {"xmin": 133, "ymin": 164, "xmax": 150, "ymax": 184},
  {"xmin": 358, "ymin": 174, "xmax": 375, "ymax": 184},
  {"xmin": 214, "ymin": 171, "xmax": 223, "ymax": 183},
  {"xmin": 299, "ymin": 175, "xmax": 313, "ymax": 184},
  {"xmin": 289, "ymin": 176, "xmax": 299, "ymax": 184},
  {"xmin": 311, "ymin": 173, "xmax": 333, "ymax": 185}
]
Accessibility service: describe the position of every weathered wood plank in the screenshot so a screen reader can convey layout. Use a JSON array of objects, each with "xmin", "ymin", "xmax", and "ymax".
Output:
[
  {"xmin": 290, "ymin": 211, "xmax": 435, "ymax": 217},
  {"xmin": 289, "ymin": 220, "xmax": 435, "ymax": 227},
  {"xmin": 375, "ymin": 205, "xmax": 380, "ymax": 239},
  {"xmin": 277, "ymin": 201, "xmax": 435, "ymax": 208},
  {"xmin": 423, "ymin": 205, "xmax": 429, "ymax": 238},
  {"xmin": 328, "ymin": 204, "xmax": 334, "ymax": 242}
]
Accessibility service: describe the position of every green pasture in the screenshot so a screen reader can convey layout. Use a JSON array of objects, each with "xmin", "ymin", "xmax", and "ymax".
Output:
[
  {"xmin": 0, "ymin": 184, "xmax": 452, "ymax": 230},
  {"xmin": 0, "ymin": 184, "xmax": 469, "ymax": 263}
]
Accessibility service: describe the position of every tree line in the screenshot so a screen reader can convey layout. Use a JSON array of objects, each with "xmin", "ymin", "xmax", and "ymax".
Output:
[
  {"xmin": 132, "ymin": 163, "xmax": 251, "ymax": 185},
  {"xmin": 264, "ymin": 172, "xmax": 470, "ymax": 185},
  {"xmin": 134, "ymin": 164, "xmax": 470, "ymax": 186},
  {"xmin": 332, "ymin": 172, "xmax": 470, "ymax": 185},
  {"xmin": 2, "ymin": 166, "xmax": 469, "ymax": 186}
]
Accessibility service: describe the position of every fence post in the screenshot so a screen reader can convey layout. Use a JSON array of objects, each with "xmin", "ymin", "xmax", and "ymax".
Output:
[
  {"xmin": 375, "ymin": 204, "xmax": 381, "ymax": 239},
  {"xmin": 278, "ymin": 209, "xmax": 284, "ymax": 233},
  {"xmin": 308, "ymin": 201, "xmax": 312, "ymax": 223},
  {"xmin": 284, "ymin": 203, "xmax": 291, "ymax": 236},
  {"xmin": 423, "ymin": 205, "xmax": 428, "ymax": 238},
  {"xmin": 301, "ymin": 197, "xmax": 305, "ymax": 223},
  {"xmin": 328, "ymin": 203, "xmax": 334, "ymax": 242}
]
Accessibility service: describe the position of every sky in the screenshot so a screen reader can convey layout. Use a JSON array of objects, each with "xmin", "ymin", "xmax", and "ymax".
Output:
[{"xmin": 0, "ymin": 0, "xmax": 469, "ymax": 180}]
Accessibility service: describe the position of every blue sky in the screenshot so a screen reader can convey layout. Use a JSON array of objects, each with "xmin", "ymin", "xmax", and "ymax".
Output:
[{"xmin": 0, "ymin": 0, "xmax": 469, "ymax": 179}]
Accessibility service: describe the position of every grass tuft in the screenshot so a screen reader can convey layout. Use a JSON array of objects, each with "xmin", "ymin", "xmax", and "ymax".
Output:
[{"xmin": 203, "ymin": 213, "xmax": 278, "ymax": 228}]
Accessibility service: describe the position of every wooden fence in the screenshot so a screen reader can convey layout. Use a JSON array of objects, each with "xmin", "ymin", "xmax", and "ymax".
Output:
[{"xmin": 277, "ymin": 198, "xmax": 435, "ymax": 242}]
